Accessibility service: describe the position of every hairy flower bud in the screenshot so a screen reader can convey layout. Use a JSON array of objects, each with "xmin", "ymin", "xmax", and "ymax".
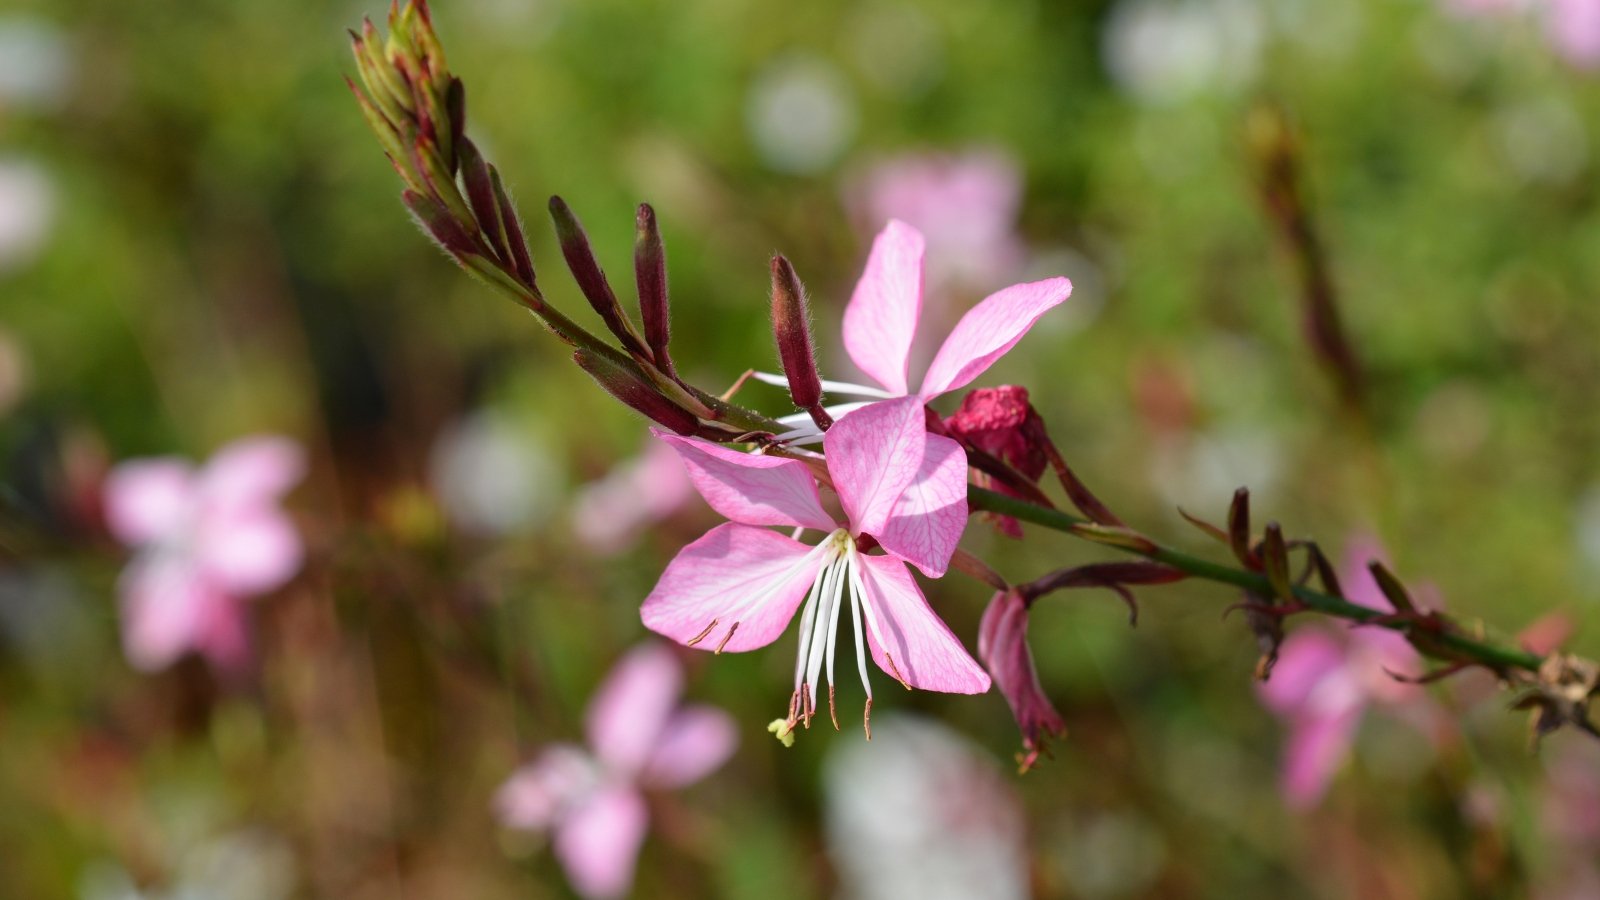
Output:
[
  {"xmin": 635, "ymin": 204, "xmax": 674, "ymax": 376},
  {"xmin": 550, "ymin": 196, "xmax": 651, "ymax": 360},
  {"xmin": 573, "ymin": 348, "xmax": 700, "ymax": 435},
  {"xmin": 769, "ymin": 255, "xmax": 828, "ymax": 427}
]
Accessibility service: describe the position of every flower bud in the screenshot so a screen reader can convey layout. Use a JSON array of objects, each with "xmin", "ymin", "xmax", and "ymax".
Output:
[
  {"xmin": 634, "ymin": 204, "xmax": 674, "ymax": 376},
  {"xmin": 573, "ymin": 348, "xmax": 700, "ymax": 435},
  {"xmin": 978, "ymin": 589, "xmax": 1066, "ymax": 772},
  {"xmin": 769, "ymin": 255, "xmax": 826, "ymax": 423},
  {"xmin": 549, "ymin": 197, "xmax": 652, "ymax": 360}
]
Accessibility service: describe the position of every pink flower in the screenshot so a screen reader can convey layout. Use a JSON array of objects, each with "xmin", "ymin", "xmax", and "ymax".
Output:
[
  {"xmin": 102, "ymin": 436, "xmax": 305, "ymax": 673},
  {"xmin": 641, "ymin": 398, "xmax": 989, "ymax": 737},
  {"xmin": 571, "ymin": 440, "xmax": 695, "ymax": 555},
  {"xmin": 1256, "ymin": 538, "xmax": 1435, "ymax": 808},
  {"xmin": 760, "ymin": 220, "xmax": 1072, "ymax": 446},
  {"xmin": 847, "ymin": 150, "xmax": 1026, "ymax": 294},
  {"xmin": 1548, "ymin": 0, "xmax": 1600, "ymax": 69},
  {"xmin": 978, "ymin": 589, "xmax": 1066, "ymax": 771},
  {"xmin": 494, "ymin": 643, "xmax": 737, "ymax": 900}
]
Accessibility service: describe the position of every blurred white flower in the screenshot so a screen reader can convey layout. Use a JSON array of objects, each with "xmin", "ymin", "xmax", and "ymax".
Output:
[
  {"xmin": 1149, "ymin": 424, "xmax": 1284, "ymax": 513},
  {"xmin": 1495, "ymin": 95, "xmax": 1589, "ymax": 185},
  {"xmin": 0, "ymin": 158, "xmax": 56, "ymax": 273},
  {"xmin": 1102, "ymin": 0, "xmax": 1264, "ymax": 105},
  {"xmin": 824, "ymin": 715, "xmax": 1028, "ymax": 900},
  {"xmin": 78, "ymin": 829, "xmax": 296, "ymax": 900},
  {"xmin": 429, "ymin": 411, "xmax": 561, "ymax": 536},
  {"xmin": 746, "ymin": 55, "xmax": 859, "ymax": 173},
  {"xmin": 0, "ymin": 16, "xmax": 71, "ymax": 109}
]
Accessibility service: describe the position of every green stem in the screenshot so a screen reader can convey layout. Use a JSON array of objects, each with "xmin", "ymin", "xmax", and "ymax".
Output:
[{"xmin": 968, "ymin": 486, "xmax": 1542, "ymax": 674}]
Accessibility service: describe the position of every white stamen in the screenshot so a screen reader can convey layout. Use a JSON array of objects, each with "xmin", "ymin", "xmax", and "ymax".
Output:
[
  {"xmin": 804, "ymin": 547, "xmax": 845, "ymax": 711},
  {"xmin": 791, "ymin": 557, "xmax": 830, "ymax": 691},
  {"xmin": 846, "ymin": 543, "xmax": 893, "ymax": 665},
  {"xmin": 752, "ymin": 372, "xmax": 898, "ymax": 399},
  {"xmin": 846, "ymin": 550, "xmax": 873, "ymax": 700}
]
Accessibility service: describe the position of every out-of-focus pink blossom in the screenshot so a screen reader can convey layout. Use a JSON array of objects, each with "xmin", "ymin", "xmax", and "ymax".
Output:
[
  {"xmin": 1446, "ymin": 0, "xmax": 1600, "ymax": 69},
  {"xmin": 847, "ymin": 151, "xmax": 1026, "ymax": 294},
  {"xmin": 103, "ymin": 436, "xmax": 305, "ymax": 674},
  {"xmin": 1537, "ymin": 738, "xmax": 1600, "ymax": 899},
  {"xmin": 571, "ymin": 440, "xmax": 694, "ymax": 555},
  {"xmin": 494, "ymin": 644, "xmax": 737, "ymax": 899},
  {"xmin": 1256, "ymin": 538, "xmax": 1439, "ymax": 808}
]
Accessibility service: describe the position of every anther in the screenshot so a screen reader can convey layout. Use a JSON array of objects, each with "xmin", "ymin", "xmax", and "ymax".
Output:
[
  {"xmin": 714, "ymin": 622, "xmax": 740, "ymax": 654},
  {"xmin": 829, "ymin": 685, "xmax": 839, "ymax": 731},
  {"xmin": 883, "ymin": 652, "xmax": 912, "ymax": 690},
  {"xmin": 686, "ymin": 619, "xmax": 718, "ymax": 647},
  {"xmin": 863, "ymin": 697, "xmax": 873, "ymax": 741}
]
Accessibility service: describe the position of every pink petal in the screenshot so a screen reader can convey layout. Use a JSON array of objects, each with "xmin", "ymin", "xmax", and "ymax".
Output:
[
  {"xmin": 1339, "ymin": 536, "xmax": 1394, "ymax": 614},
  {"xmin": 917, "ymin": 278, "xmax": 1072, "ymax": 399},
  {"xmin": 196, "ymin": 591, "xmax": 252, "ymax": 676},
  {"xmin": 875, "ymin": 433, "xmax": 968, "ymax": 578},
  {"xmin": 842, "ymin": 220, "xmax": 925, "ymax": 396},
  {"xmin": 854, "ymin": 552, "xmax": 990, "ymax": 694},
  {"xmin": 641, "ymin": 523, "xmax": 824, "ymax": 653},
  {"xmin": 1257, "ymin": 630, "xmax": 1346, "ymax": 716},
  {"xmin": 823, "ymin": 397, "xmax": 927, "ymax": 538},
  {"xmin": 642, "ymin": 705, "xmax": 739, "ymax": 789},
  {"xmin": 653, "ymin": 432, "xmax": 835, "ymax": 531},
  {"xmin": 194, "ymin": 510, "xmax": 303, "ymax": 596},
  {"xmin": 103, "ymin": 459, "xmax": 196, "ymax": 546},
  {"xmin": 494, "ymin": 744, "xmax": 596, "ymax": 831},
  {"xmin": 118, "ymin": 555, "xmax": 216, "ymax": 671},
  {"xmin": 198, "ymin": 435, "xmax": 306, "ymax": 511},
  {"xmin": 554, "ymin": 785, "xmax": 650, "ymax": 900},
  {"xmin": 586, "ymin": 644, "xmax": 683, "ymax": 776},
  {"xmin": 1281, "ymin": 704, "xmax": 1364, "ymax": 809}
]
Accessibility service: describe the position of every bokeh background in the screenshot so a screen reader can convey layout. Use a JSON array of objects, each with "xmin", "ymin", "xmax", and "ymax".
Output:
[{"xmin": 4, "ymin": 0, "xmax": 1600, "ymax": 897}]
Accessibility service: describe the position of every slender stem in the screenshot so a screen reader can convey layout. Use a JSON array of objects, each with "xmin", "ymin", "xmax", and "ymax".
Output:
[{"xmin": 968, "ymin": 486, "xmax": 1542, "ymax": 674}]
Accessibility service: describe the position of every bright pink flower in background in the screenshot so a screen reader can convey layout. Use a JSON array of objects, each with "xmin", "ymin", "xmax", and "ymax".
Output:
[
  {"xmin": 1537, "ymin": 738, "xmax": 1600, "ymax": 899},
  {"xmin": 572, "ymin": 440, "xmax": 695, "ymax": 555},
  {"xmin": 1256, "ymin": 538, "xmax": 1441, "ymax": 808},
  {"xmin": 847, "ymin": 151, "xmax": 1026, "ymax": 294},
  {"xmin": 641, "ymin": 399, "xmax": 988, "ymax": 734},
  {"xmin": 1446, "ymin": 0, "xmax": 1600, "ymax": 69},
  {"xmin": 761, "ymin": 219, "xmax": 1072, "ymax": 446},
  {"xmin": 495, "ymin": 643, "xmax": 737, "ymax": 900},
  {"xmin": 103, "ymin": 436, "xmax": 305, "ymax": 674}
]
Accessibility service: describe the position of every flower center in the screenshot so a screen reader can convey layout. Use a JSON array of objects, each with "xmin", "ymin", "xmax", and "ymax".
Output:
[{"xmin": 779, "ymin": 528, "xmax": 888, "ymax": 741}]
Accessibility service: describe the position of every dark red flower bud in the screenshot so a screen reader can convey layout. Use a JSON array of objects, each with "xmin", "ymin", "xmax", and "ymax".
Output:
[
  {"xmin": 769, "ymin": 255, "xmax": 828, "ymax": 427},
  {"xmin": 943, "ymin": 386, "xmax": 1047, "ymax": 479},
  {"xmin": 549, "ymin": 196, "xmax": 651, "ymax": 360},
  {"xmin": 401, "ymin": 189, "xmax": 477, "ymax": 259},
  {"xmin": 634, "ymin": 204, "xmax": 674, "ymax": 376},
  {"xmin": 978, "ymin": 589, "xmax": 1067, "ymax": 773},
  {"xmin": 572, "ymin": 348, "xmax": 699, "ymax": 435}
]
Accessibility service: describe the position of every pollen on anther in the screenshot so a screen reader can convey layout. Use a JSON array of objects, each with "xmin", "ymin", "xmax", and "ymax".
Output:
[
  {"xmin": 686, "ymin": 619, "xmax": 718, "ymax": 647},
  {"xmin": 714, "ymin": 622, "xmax": 740, "ymax": 654},
  {"xmin": 883, "ymin": 652, "xmax": 912, "ymax": 690},
  {"xmin": 828, "ymin": 684, "xmax": 839, "ymax": 731},
  {"xmin": 863, "ymin": 697, "xmax": 873, "ymax": 741}
]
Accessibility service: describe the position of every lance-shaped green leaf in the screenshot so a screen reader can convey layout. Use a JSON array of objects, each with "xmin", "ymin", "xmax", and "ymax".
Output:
[
  {"xmin": 573, "ymin": 348, "xmax": 700, "ymax": 435},
  {"xmin": 550, "ymin": 197, "xmax": 651, "ymax": 360},
  {"xmin": 634, "ymin": 203, "xmax": 674, "ymax": 377}
]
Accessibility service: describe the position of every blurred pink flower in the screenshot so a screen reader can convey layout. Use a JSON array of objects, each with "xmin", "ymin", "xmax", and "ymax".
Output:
[
  {"xmin": 1256, "ymin": 538, "xmax": 1438, "ymax": 808},
  {"xmin": 494, "ymin": 643, "xmax": 737, "ymax": 899},
  {"xmin": 1536, "ymin": 738, "xmax": 1600, "ymax": 898},
  {"xmin": 641, "ymin": 399, "xmax": 988, "ymax": 737},
  {"xmin": 1446, "ymin": 0, "xmax": 1600, "ymax": 69},
  {"xmin": 848, "ymin": 151, "xmax": 1026, "ymax": 293},
  {"xmin": 102, "ymin": 436, "xmax": 305, "ymax": 673},
  {"xmin": 571, "ymin": 440, "xmax": 694, "ymax": 555},
  {"xmin": 1548, "ymin": 0, "xmax": 1600, "ymax": 68}
]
